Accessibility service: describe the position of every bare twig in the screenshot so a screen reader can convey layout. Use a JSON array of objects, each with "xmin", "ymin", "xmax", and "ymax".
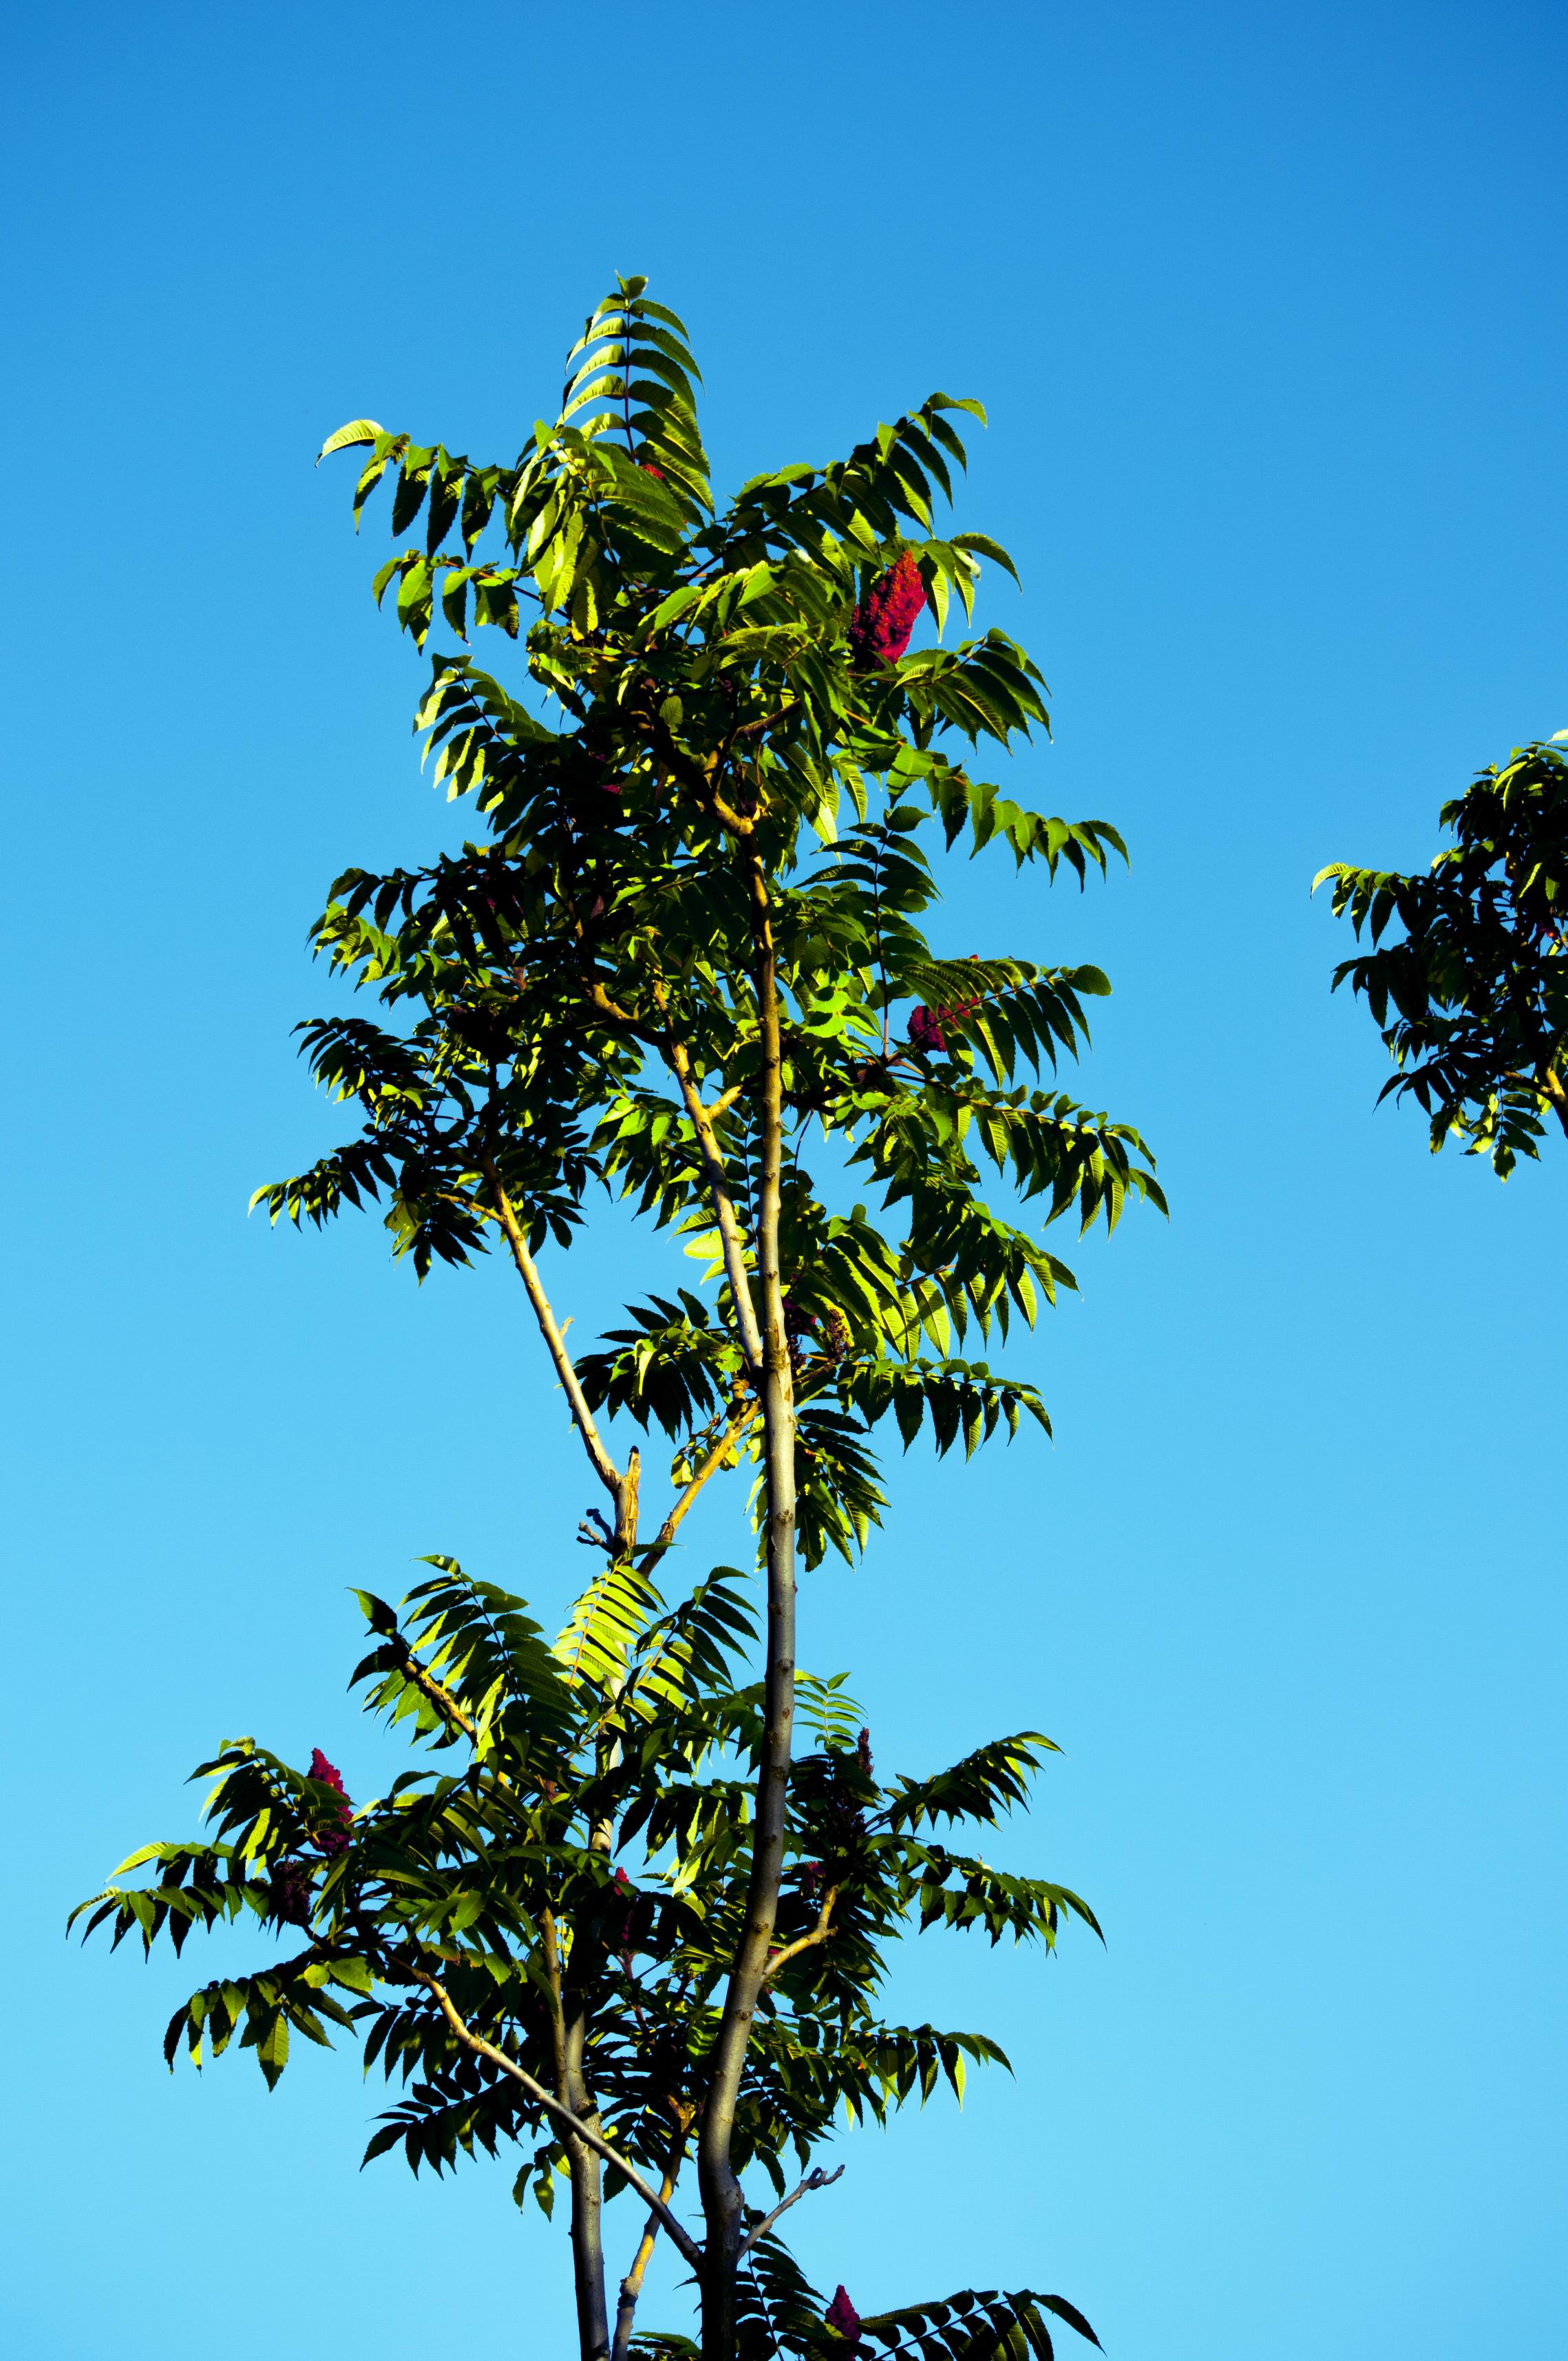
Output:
[
  {"xmin": 738, "ymin": 2163, "xmax": 845, "ymax": 2257},
  {"xmin": 759, "ymin": 1886, "xmax": 838, "ymax": 1987}
]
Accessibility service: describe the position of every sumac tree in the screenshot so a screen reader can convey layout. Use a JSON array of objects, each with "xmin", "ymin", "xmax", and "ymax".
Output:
[{"xmin": 78, "ymin": 275, "xmax": 1162, "ymax": 2360}]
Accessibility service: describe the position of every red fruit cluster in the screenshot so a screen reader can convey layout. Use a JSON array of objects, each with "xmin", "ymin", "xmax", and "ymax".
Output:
[
  {"xmin": 826, "ymin": 2287, "xmax": 862, "ymax": 2348},
  {"xmin": 309, "ymin": 1748, "xmax": 354, "ymax": 1856},
  {"xmin": 847, "ymin": 553, "xmax": 926, "ymax": 669},
  {"xmin": 783, "ymin": 1301, "xmax": 852, "ymax": 1368},
  {"xmin": 583, "ymin": 753, "xmax": 622, "ymax": 798},
  {"xmin": 816, "ymin": 1309, "xmax": 851, "ymax": 1364},
  {"xmin": 909, "ymin": 997, "xmax": 978, "ymax": 1055},
  {"xmin": 268, "ymin": 1858, "xmax": 314, "ymax": 1927},
  {"xmin": 909, "ymin": 966, "xmax": 982, "ymax": 1055},
  {"xmin": 609, "ymin": 1865, "xmax": 655, "ymax": 1954}
]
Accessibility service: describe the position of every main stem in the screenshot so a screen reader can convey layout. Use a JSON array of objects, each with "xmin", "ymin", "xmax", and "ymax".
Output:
[
  {"xmin": 1544, "ymin": 1063, "xmax": 1568, "ymax": 1139},
  {"xmin": 571, "ymin": 1466, "xmax": 640, "ymax": 2359},
  {"xmin": 565, "ymin": 2004, "xmax": 611, "ymax": 2361},
  {"xmin": 697, "ymin": 852, "xmax": 797, "ymax": 2361},
  {"xmin": 546, "ymin": 1907, "xmax": 613, "ymax": 2361}
]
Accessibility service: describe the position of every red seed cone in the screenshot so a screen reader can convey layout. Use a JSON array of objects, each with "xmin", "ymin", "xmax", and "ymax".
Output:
[
  {"xmin": 308, "ymin": 1748, "xmax": 354, "ymax": 1856},
  {"xmin": 268, "ymin": 1858, "xmax": 315, "ymax": 1927},
  {"xmin": 826, "ymin": 2287, "xmax": 862, "ymax": 2347},
  {"xmin": 909, "ymin": 975, "xmax": 982, "ymax": 1057},
  {"xmin": 847, "ymin": 553, "xmax": 926, "ymax": 668}
]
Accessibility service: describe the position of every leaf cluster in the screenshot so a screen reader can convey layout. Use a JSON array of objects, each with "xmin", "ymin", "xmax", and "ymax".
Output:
[
  {"xmin": 637, "ymin": 2236, "xmax": 1102, "ymax": 2361},
  {"xmin": 72, "ymin": 1559, "xmax": 1094, "ymax": 2229},
  {"xmin": 260, "ymin": 276, "xmax": 1163, "ymax": 1566},
  {"xmin": 1316, "ymin": 737, "xmax": 1568, "ymax": 1174}
]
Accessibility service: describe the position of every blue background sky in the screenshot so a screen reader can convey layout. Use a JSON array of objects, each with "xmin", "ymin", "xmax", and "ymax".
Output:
[{"xmin": 5, "ymin": 3, "xmax": 1564, "ymax": 2355}]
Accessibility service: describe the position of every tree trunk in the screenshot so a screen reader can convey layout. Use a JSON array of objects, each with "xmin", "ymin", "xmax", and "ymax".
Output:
[
  {"xmin": 697, "ymin": 861, "xmax": 797, "ymax": 2360},
  {"xmin": 573, "ymin": 1470, "xmax": 635, "ymax": 2361},
  {"xmin": 566, "ymin": 2009, "xmax": 611, "ymax": 2361}
]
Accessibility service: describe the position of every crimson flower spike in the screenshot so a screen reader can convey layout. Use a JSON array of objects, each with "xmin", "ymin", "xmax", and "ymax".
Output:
[
  {"xmin": 826, "ymin": 2286, "xmax": 862, "ymax": 2347},
  {"xmin": 847, "ymin": 552, "xmax": 926, "ymax": 668},
  {"xmin": 308, "ymin": 1748, "xmax": 353, "ymax": 1856}
]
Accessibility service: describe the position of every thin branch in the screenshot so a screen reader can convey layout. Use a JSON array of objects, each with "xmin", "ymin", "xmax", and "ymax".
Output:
[
  {"xmin": 390, "ymin": 1951, "xmax": 704, "ymax": 2270},
  {"xmin": 759, "ymin": 1887, "xmax": 838, "ymax": 1987},
  {"xmin": 737, "ymin": 2163, "xmax": 845, "ymax": 2258},
  {"xmin": 647, "ymin": 710, "xmax": 755, "ymax": 840},
  {"xmin": 639, "ymin": 1406, "xmax": 762, "ymax": 1574},
  {"xmin": 395, "ymin": 1643, "xmax": 477, "ymax": 1741},
  {"xmin": 478, "ymin": 1154, "xmax": 622, "ymax": 1501},
  {"xmin": 651, "ymin": 986, "xmax": 765, "ymax": 1379},
  {"xmin": 612, "ymin": 2121, "xmax": 691, "ymax": 2361},
  {"xmin": 580, "ymin": 978, "xmax": 661, "ymax": 1041},
  {"xmin": 729, "ymin": 700, "xmax": 799, "ymax": 747},
  {"xmin": 1543, "ymin": 1065, "xmax": 1568, "ymax": 1137},
  {"xmin": 615, "ymin": 1447, "xmax": 642, "ymax": 1557}
]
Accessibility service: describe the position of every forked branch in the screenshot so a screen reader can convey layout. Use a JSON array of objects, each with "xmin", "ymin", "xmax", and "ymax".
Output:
[
  {"xmin": 640, "ymin": 1407, "xmax": 762, "ymax": 1574},
  {"xmin": 759, "ymin": 1886, "xmax": 838, "ymax": 1987},
  {"xmin": 737, "ymin": 2163, "xmax": 845, "ymax": 2257},
  {"xmin": 388, "ymin": 1950, "xmax": 703, "ymax": 2270}
]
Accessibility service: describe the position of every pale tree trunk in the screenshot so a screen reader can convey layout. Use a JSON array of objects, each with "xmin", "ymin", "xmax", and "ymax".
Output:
[
  {"xmin": 566, "ymin": 2006, "xmax": 611, "ymax": 2361},
  {"xmin": 698, "ymin": 862, "xmax": 797, "ymax": 2361},
  {"xmin": 491, "ymin": 854, "xmax": 801, "ymax": 2359},
  {"xmin": 569, "ymin": 1465, "xmax": 642, "ymax": 2360},
  {"xmin": 542, "ymin": 1901, "xmax": 613, "ymax": 2361}
]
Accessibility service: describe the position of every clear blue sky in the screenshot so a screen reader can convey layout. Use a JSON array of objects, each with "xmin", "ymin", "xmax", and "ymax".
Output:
[{"xmin": 5, "ymin": 4, "xmax": 1564, "ymax": 2356}]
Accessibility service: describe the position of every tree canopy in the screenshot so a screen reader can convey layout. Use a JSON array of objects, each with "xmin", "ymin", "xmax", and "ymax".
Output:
[
  {"xmin": 76, "ymin": 1556, "xmax": 1100, "ymax": 2360},
  {"xmin": 78, "ymin": 273, "xmax": 1161, "ymax": 2361}
]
